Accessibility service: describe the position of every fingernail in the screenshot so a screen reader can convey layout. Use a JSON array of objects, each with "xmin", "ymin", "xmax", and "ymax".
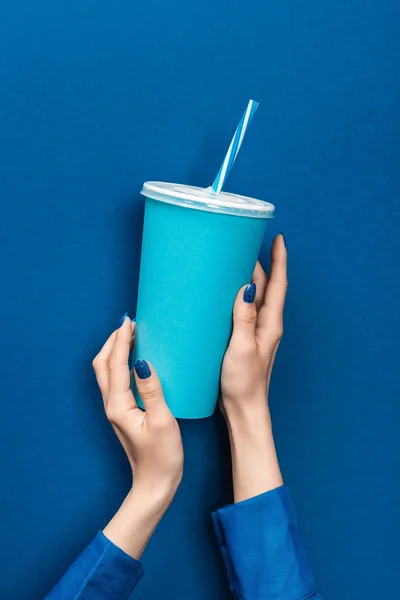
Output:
[
  {"xmin": 120, "ymin": 312, "xmax": 129, "ymax": 326},
  {"xmin": 134, "ymin": 359, "xmax": 151, "ymax": 379},
  {"xmin": 281, "ymin": 232, "xmax": 286, "ymax": 247},
  {"xmin": 243, "ymin": 282, "xmax": 256, "ymax": 303}
]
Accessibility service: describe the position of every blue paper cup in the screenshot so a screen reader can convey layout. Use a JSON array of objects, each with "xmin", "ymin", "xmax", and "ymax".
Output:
[{"xmin": 133, "ymin": 182, "xmax": 274, "ymax": 419}]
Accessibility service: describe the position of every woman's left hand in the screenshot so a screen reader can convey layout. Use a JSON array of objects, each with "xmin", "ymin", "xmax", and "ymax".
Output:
[{"xmin": 92, "ymin": 315, "xmax": 183, "ymax": 558}]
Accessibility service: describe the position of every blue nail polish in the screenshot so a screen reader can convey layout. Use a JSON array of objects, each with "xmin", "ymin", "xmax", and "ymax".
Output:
[
  {"xmin": 281, "ymin": 232, "xmax": 286, "ymax": 247},
  {"xmin": 243, "ymin": 282, "xmax": 256, "ymax": 303},
  {"xmin": 120, "ymin": 312, "xmax": 128, "ymax": 326},
  {"xmin": 134, "ymin": 359, "xmax": 151, "ymax": 379}
]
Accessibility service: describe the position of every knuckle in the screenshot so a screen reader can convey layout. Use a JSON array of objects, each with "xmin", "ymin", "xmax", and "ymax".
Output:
[
  {"xmin": 272, "ymin": 322, "xmax": 284, "ymax": 341},
  {"xmin": 240, "ymin": 308, "xmax": 257, "ymax": 326},
  {"xmin": 229, "ymin": 336, "xmax": 256, "ymax": 357},
  {"xmin": 139, "ymin": 384, "xmax": 160, "ymax": 401},
  {"xmin": 152, "ymin": 414, "xmax": 171, "ymax": 430},
  {"xmin": 105, "ymin": 405, "xmax": 123, "ymax": 425},
  {"xmin": 270, "ymin": 276, "xmax": 288, "ymax": 286}
]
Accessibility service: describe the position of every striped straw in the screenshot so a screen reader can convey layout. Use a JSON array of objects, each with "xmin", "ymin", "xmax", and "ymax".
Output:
[{"xmin": 211, "ymin": 99, "xmax": 259, "ymax": 194}]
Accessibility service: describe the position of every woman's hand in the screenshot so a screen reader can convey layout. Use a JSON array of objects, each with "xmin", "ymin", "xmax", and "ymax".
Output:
[
  {"xmin": 92, "ymin": 316, "xmax": 183, "ymax": 558},
  {"xmin": 221, "ymin": 234, "xmax": 288, "ymax": 502},
  {"xmin": 221, "ymin": 234, "xmax": 287, "ymax": 417}
]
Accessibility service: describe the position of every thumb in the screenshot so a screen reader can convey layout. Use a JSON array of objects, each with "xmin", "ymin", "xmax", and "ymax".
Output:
[
  {"xmin": 230, "ymin": 282, "xmax": 257, "ymax": 349},
  {"xmin": 133, "ymin": 360, "xmax": 170, "ymax": 422}
]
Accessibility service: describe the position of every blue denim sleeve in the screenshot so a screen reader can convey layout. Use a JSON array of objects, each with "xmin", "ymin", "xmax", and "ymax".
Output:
[
  {"xmin": 212, "ymin": 485, "xmax": 323, "ymax": 600},
  {"xmin": 45, "ymin": 531, "xmax": 144, "ymax": 599}
]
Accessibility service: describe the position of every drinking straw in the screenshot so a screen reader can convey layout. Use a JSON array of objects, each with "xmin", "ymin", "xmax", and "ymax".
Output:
[{"xmin": 211, "ymin": 99, "xmax": 259, "ymax": 194}]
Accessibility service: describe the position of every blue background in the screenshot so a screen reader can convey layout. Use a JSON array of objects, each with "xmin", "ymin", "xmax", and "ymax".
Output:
[{"xmin": 0, "ymin": 1, "xmax": 399, "ymax": 598}]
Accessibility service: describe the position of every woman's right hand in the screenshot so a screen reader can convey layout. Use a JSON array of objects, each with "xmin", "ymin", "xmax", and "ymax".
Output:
[
  {"xmin": 221, "ymin": 234, "xmax": 288, "ymax": 419},
  {"xmin": 92, "ymin": 315, "xmax": 183, "ymax": 558},
  {"xmin": 220, "ymin": 234, "xmax": 288, "ymax": 502}
]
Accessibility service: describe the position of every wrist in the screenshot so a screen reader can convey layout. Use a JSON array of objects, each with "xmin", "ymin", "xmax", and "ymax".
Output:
[
  {"xmin": 223, "ymin": 395, "xmax": 271, "ymax": 432},
  {"xmin": 128, "ymin": 482, "xmax": 176, "ymax": 516},
  {"xmin": 223, "ymin": 401, "xmax": 283, "ymax": 503},
  {"xmin": 103, "ymin": 485, "xmax": 176, "ymax": 560}
]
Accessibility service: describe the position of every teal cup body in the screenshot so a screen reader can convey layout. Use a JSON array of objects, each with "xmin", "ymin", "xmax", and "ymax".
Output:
[{"xmin": 133, "ymin": 182, "xmax": 274, "ymax": 419}]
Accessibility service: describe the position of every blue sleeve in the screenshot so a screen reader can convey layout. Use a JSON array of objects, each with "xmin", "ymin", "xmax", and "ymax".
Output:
[
  {"xmin": 212, "ymin": 485, "xmax": 323, "ymax": 600},
  {"xmin": 45, "ymin": 531, "xmax": 144, "ymax": 599}
]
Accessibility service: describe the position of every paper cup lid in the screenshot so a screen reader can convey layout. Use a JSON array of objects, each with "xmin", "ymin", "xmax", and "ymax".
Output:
[{"xmin": 141, "ymin": 182, "xmax": 275, "ymax": 219}]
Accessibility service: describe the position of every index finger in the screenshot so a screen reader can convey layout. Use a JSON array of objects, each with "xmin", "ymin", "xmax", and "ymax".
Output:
[
  {"xmin": 92, "ymin": 330, "xmax": 117, "ymax": 400},
  {"xmin": 256, "ymin": 235, "xmax": 288, "ymax": 345},
  {"xmin": 108, "ymin": 316, "xmax": 137, "ymax": 402},
  {"xmin": 252, "ymin": 260, "xmax": 268, "ymax": 310}
]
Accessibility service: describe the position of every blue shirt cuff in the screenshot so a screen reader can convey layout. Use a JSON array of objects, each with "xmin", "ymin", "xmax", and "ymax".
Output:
[
  {"xmin": 212, "ymin": 485, "xmax": 319, "ymax": 600},
  {"xmin": 46, "ymin": 531, "xmax": 144, "ymax": 599}
]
